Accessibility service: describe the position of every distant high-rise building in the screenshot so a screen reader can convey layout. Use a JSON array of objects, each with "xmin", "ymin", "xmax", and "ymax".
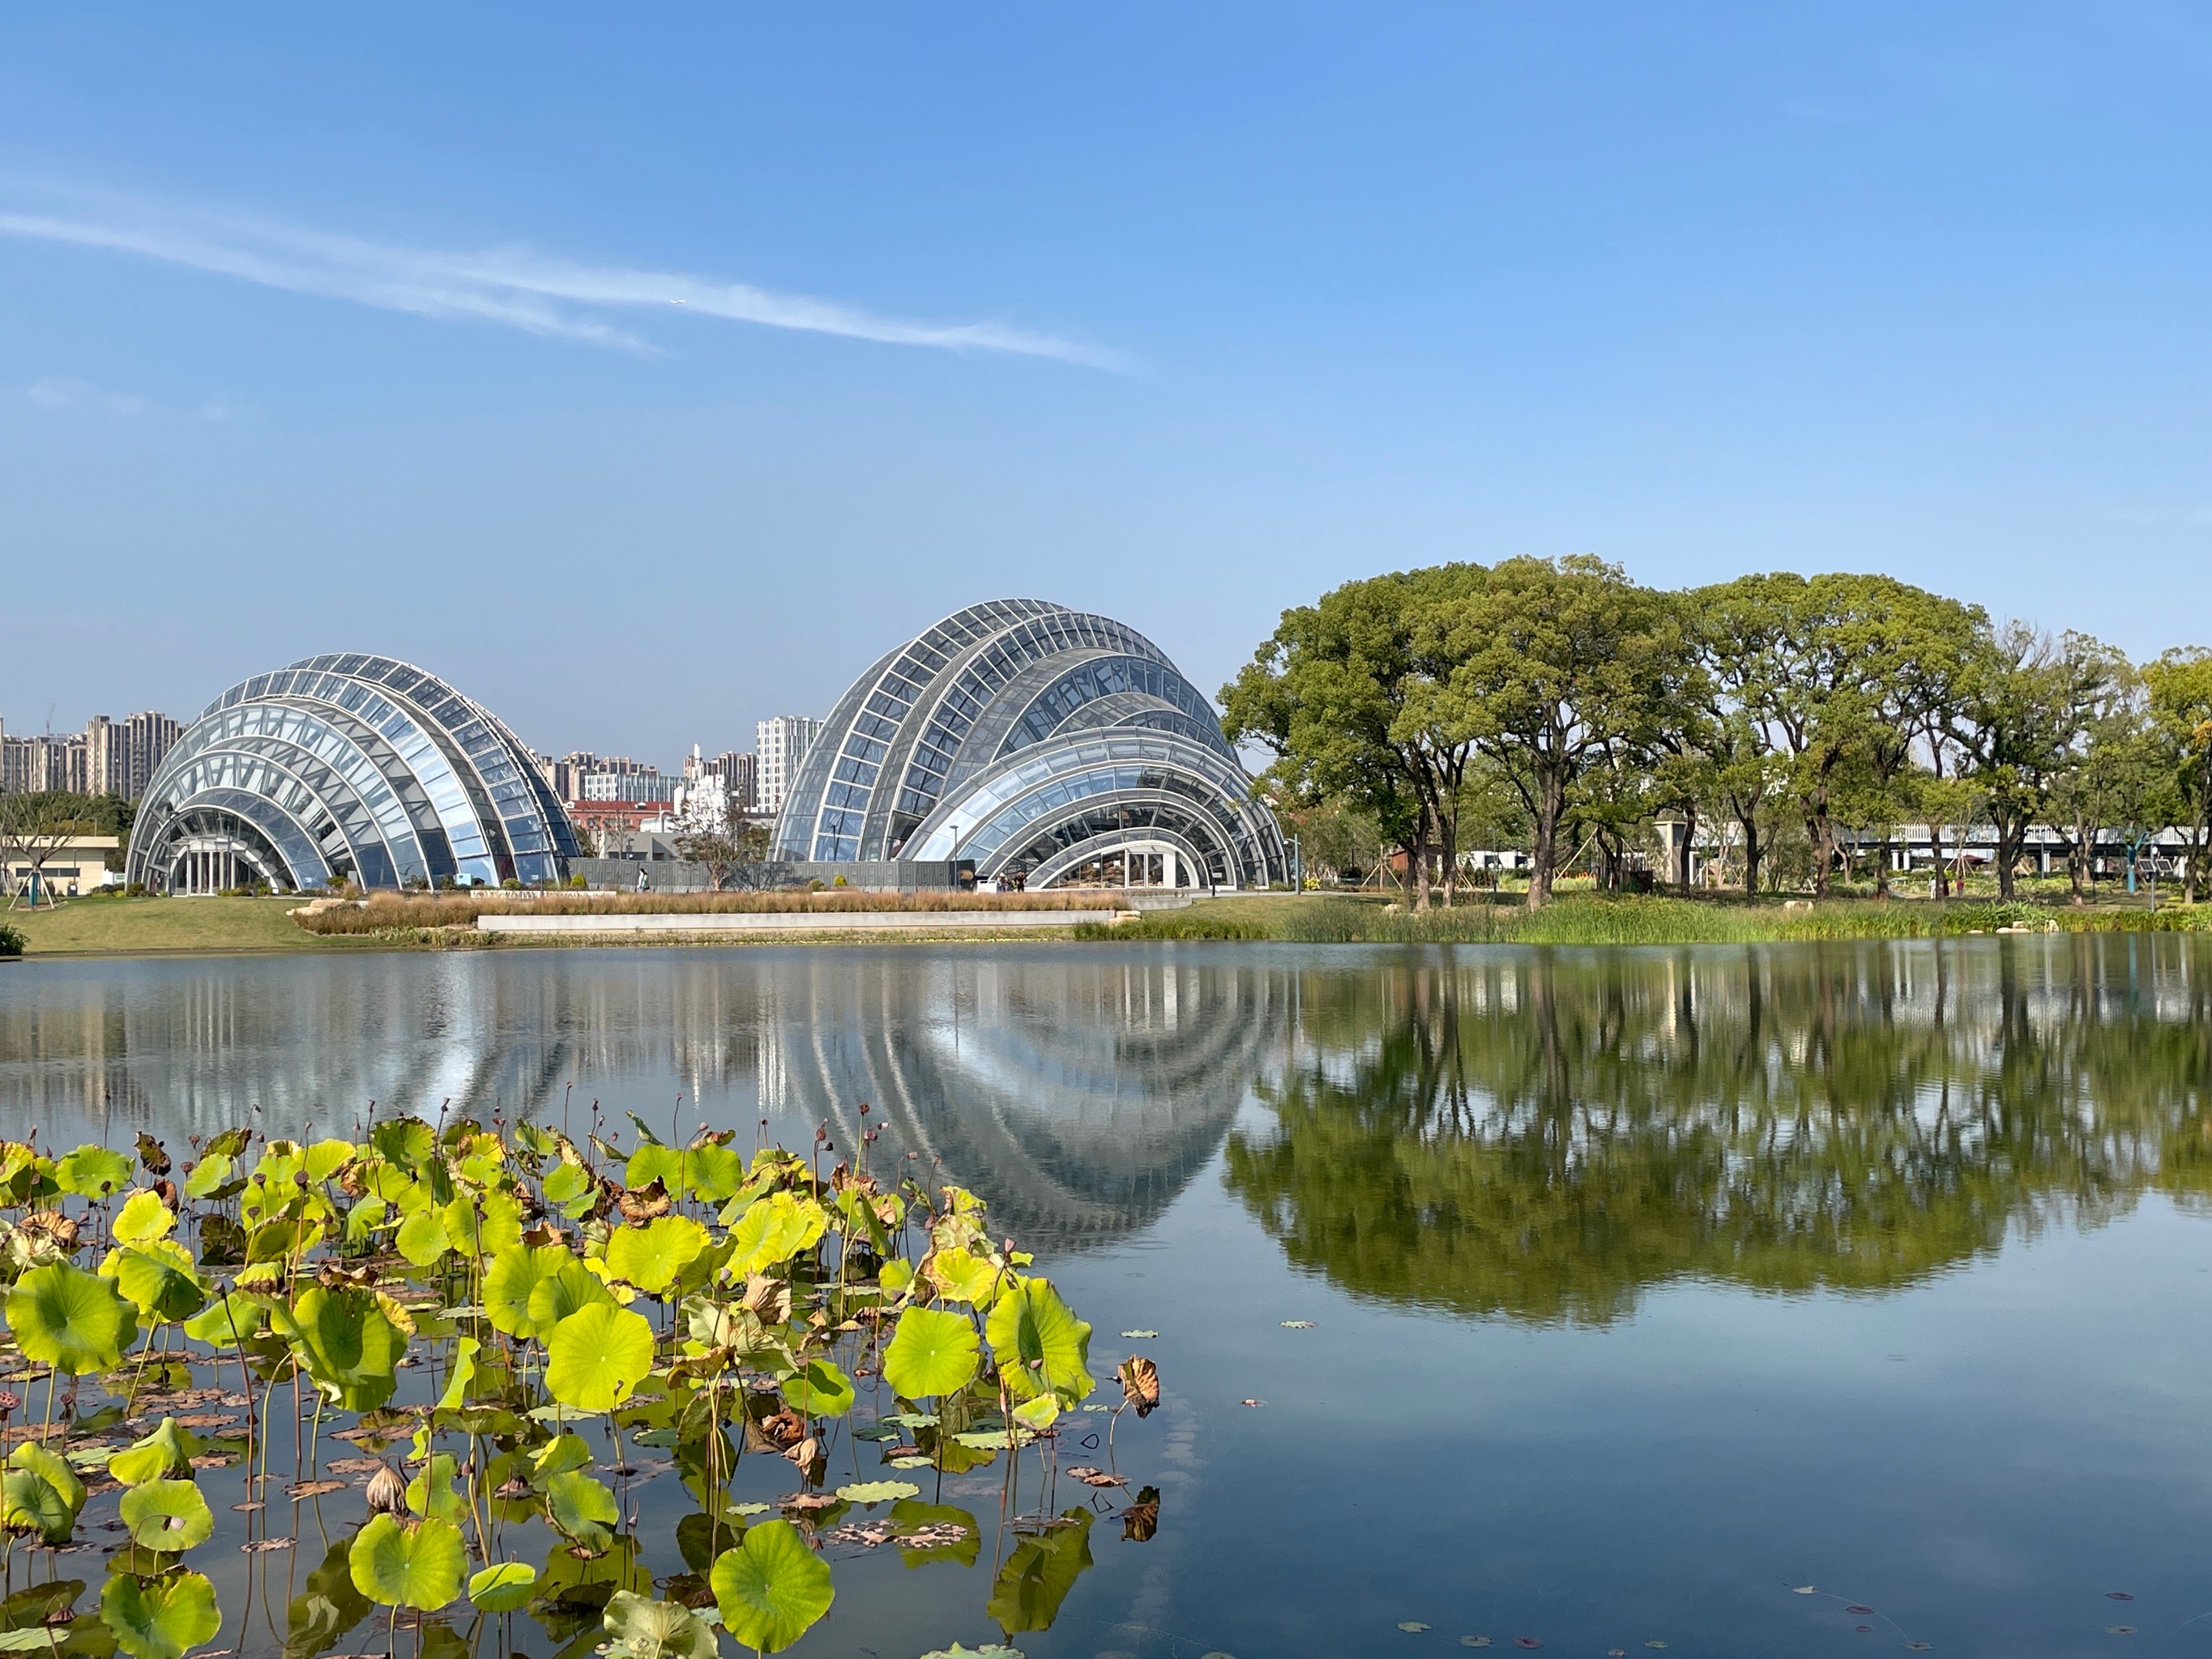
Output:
[
  {"xmin": 690, "ymin": 749, "xmax": 758, "ymax": 812},
  {"xmin": 1, "ymin": 712, "xmax": 181, "ymax": 799},
  {"xmin": 756, "ymin": 715, "xmax": 822, "ymax": 816},
  {"xmin": 579, "ymin": 770, "xmax": 681, "ymax": 804}
]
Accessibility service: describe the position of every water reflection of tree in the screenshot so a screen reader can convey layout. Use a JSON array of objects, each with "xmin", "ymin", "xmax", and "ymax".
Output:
[{"xmin": 1226, "ymin": 939, "xmax": 2212, "ymax": 1324}]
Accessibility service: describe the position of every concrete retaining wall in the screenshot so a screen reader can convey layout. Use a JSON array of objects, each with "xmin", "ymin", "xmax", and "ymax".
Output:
[{"xmin": 479, "ymin": 908, "xmax": 1121, "ymax": 936}]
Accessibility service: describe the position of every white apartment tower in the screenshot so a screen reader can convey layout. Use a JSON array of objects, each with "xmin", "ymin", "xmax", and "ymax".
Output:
[{"xmin": 756, "ymin": 715, "xmax": 822, "ymax": 817}]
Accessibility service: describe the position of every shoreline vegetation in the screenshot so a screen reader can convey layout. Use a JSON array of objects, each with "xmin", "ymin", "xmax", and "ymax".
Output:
[{"xmin": 6, "ymin": 885, "xmax": 2212, "ymax": 957}]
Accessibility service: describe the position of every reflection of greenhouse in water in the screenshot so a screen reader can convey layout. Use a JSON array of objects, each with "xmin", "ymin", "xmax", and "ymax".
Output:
[
  {"xmin": 758, "ymin": 954, "xmax": 1288, "ymax": 1248},
  {"xmin": 0, "ymin": 950, "xmax": 1288, "ymax": 1252}
]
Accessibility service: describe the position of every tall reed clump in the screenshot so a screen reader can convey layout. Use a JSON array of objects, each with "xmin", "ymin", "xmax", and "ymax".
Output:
[{"xmin": 1081, "ymin": 894, "xmax": 2212, "ymax": 946}]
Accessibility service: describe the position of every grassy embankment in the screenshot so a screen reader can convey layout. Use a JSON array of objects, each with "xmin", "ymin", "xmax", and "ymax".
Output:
[
  {"xmin": 0, "ymin": 895, "xmax": 375, "ymax": 957},
  {"xmin": 1078, "ymin": 891, "xmax": 2212, "ymax": 945}
]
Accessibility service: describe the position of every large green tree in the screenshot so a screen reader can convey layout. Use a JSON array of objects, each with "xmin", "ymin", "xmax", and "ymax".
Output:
[
  {"xmin": 1223, "ymin": 565, "xmax": 1492, "ymax": 908},
  {"xmin": 2142, "ymin": 647, "xmax": 2212, "ymax": 900},
  {"xmin": 1948, "ymin": 626, "xmax": 2119, "ymax": 898},
  {"xmin": 1424, "ymin": 557, "xmax": 1693, "ymax": 907}
]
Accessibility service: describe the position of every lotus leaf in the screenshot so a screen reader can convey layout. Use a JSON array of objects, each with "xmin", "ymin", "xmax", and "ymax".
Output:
[
  {"xmin": 542, "ymin": 1160, "xmax": 594, "ymax": 1218},
  {"xmin": 621, "ymin": 1145, "xmax": 691, "ymax": 1200},
  {"xmin": 602, "ymin": 1590, "xmax": 718, "ymax": 1659},
  {"xmin": 544, "ymin": 1470, "xmax": 618, "ymax": 1550},
  {"xmin": 985, "ymin": 1278, "xmax": 1093, "ymax": 1405},
  {"xmin": 395, "ymin": 1208, "xmax": 450, "ymax": 1269},
  {"xmin": 483, "ymin": 1246, "xmax": 566, "ymax": 1337},
  {"xmin": 4, "ymin": 1261, "xmax": 136, "ymax": 1375},
  {"xmin": 779, "ymin": 1358, "xmax": 855, "ymax": 1418},
  {"xmin": 7, "ymin": 1443, "xmax": 83, "ymax": 1520},
  {"xmin": 271, "ymin": 1286, "xmax": 405, "ymax": 1412},
  {"xmin": 117, "ymin": 1481, "xmax": 213, "ymax": 1552},
  {"xmin": 918, "ymin": 1648, "xmax": 1025, "ymax": 1659},
  {"xmin": 606, "ymin": 1216, "xmax": 708, "ymax": 1295},
  {"xmin": 883, "ymin": 1307, "xmax": 980, "ymax": 1401},
  {"xmin": 181, "ymin": 1291, "xmax": 265, "ymax": 1346},
  {"xmin": 728, "ymin": 1192, "xmax": 827, "ymax": 1277},
  {"xmin": 466, "ymin": 1562, "xmax": 539, "ymax": 1613},
  {"xmin": 927, "ymin": 1247, "xmax": 1004, "ymax": 1307},
  {"xmin": 111, "ymin": 1190, "xmax": 174, "ymax": 1246},
  {"xmin": 305, "ymin": 1139, "xmax": 356, "ymax": 1183},
  {"xmin": 0, "ymin": 1468, "xmax": 74, "ymax": 1543},
  {"xmin": 688, "ymin": 1144, "xmax": 744, "ymax": 1202},
  {"xmin": 100, "ymin": 1241, "xmax": 205, "ymax": 1324},
  {"xmin": 100, "ymin": 1569, "xmax": 220, "ymax": 1659},
  {"xmin": 1010, "ymin": 1395, "xmax": 1061, "ymax": 1432},
  {"xmin": 56, "ymin": 1146, "xmax": 132, "ymax": 1201},
  {"xmin": 348, "ymin": 1513, "xmax": 465, "ymax": 1611},
  {"xmin": 710, "ymin": 1520, "xmax": 834, "ymax": 1655},
  {"xmin": 405, "ymin": 1454, "xmax": 467, "ymax": 1524},
  {"xmin": 879, "ymin": 1258, "xmax": 916, "ymax": 1296},
  {"xmin": 530, "ymin": 1433, "xmax": 593, "ymax": 1482},
  {"xmin": 108, "ymin": 1420, "xmax": 201, "ymax": 1486},
  {"xmin": 436, "ymin": 1337, "xmax": 479, "ymax": 1412},
  {"xmin": 181, "ymin": 1154, "xmax": 233, "ymax": 1203},
  {"xmin": 545, "ymin": 1302, "xmax": 654, "ymax": 1414},
  {"xmin": 527, "ymin": 1257, "xmax": 614, "ymax": 1328},
  {"xmin": 832, "ymin": 1481, "xmax": 918, "ymax": 1504},
  {"xmin": 369, "ymin": 1117, "xmax": 436, "ymax": 1169}
]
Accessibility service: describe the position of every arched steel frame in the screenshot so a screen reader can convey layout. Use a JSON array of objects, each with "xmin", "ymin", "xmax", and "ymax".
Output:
[{"xmin": 127, "ymin": 654, "xmax": 579, "ymax": 893}]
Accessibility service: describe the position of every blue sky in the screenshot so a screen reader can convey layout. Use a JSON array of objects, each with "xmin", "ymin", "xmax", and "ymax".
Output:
[{"xmin": 4, "ymin": 4, "xmax": 2209, "ymax": 761}]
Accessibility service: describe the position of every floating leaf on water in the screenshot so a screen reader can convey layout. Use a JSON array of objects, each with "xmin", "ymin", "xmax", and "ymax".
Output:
[
  {"xmin": 1239, "ymin": 1398, "xmax": 1265, "ymax": 1408},
  {"xmin": 834, "ymin": 1481, "xmax": 920, "ymax": 1504},
  {"xmin": 1461, "ymin": 1642, "xmax": 1491, "ymax": 1651},
  {"xmin": 916, "ymin": 1647, "xmax": 1026, "ymax": 1659},
  {"xmin": 711, "ymin": 1519, "xmax": 835, "ymax": 1654},
  {"xmin": 1791, "ymin": 1586, "xmax": 1817, "ymax": 1595},
  {"xmin": 1281, "ymin": 1320, "xmax": 1317, "ymax": 1328},
  {"xmin": 1120, "ymin": 1331, "xmax": 1158, "ymax": 1340},
  {"xmin": 1906, "ymin": 1645, "xmax": 1932, "ymax": 1652},
  {"xmin": 1514, "ymin": 1642, "xmax": 1542, "ymax": 1651},
  {"xmin": 241, "ymin": 1537, "xmax": 293, "ymax": 1552},
  {"xmin": 1642, "ymin": 1645, "xmax": 1665, "ymax": 1652},
  {"xmin": 889, "ymin": 1456, "xmax": 934, "ymax": 1469},
  {"xmin": 1400, "ymin": 1622, "xmax": 1432, "ymax": 1632},
  {"xmin": 2106, "ymin": 1627, "xmax": 2136, "ymax": 1636},
  {"xmin": 779, "ymin": 1493, "xmax": 838, "ymax": 1512},
  {"xmin": 1065, "ymin": 1466, "xmax": 1125, "ymax": 1489},
  {"xmin": 1845, "ymin": 1606, "xmax": 1873, "ymax": 1615},
  {"xmin": 287, "ymin": 1479, "xmax": 345, "ymax": 1499},
  {"xmin": 2107, "ymin": 1593, "xmax": 2135, "ymax": 1601}
]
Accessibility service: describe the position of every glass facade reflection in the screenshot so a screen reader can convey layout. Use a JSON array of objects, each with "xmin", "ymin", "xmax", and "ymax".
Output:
[
  {"xmin": 126, "ymin": 655, "xmax": 579, "ymax": 893},
  {"xmin": 775, "ymin": 600, "xmax": 1287, "ymax": 889}
]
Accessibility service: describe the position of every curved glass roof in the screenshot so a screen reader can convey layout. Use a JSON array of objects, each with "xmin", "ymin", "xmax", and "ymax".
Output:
[
  {"xmin": 127, "ymin": 654, "xmax": 578, "ymax": 893},
  {"xmin": 775, "ymin": 600, "xmax": 1286, "ymax": 888}
]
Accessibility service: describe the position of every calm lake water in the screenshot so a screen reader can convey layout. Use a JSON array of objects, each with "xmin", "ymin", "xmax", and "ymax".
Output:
[{"xmin": 2, "ymin": 936, "xmax": 2210, "ymax": 1657}]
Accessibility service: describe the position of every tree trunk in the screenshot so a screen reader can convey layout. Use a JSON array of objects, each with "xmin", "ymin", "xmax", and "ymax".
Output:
[
  {"xmin": 1412, "ymin": 806, "xmax": 1433, "ymax": 912},
  {"xmin": 1527, "ymin": 777, "xmax": 1561, "ymax": 910},
  {"xmin": 1995, "ymin": 817, "xmax": 2021, "ymax": 900},
  {"xmin": 1676, "ymin": 809, "xmax": 1696, "ymax": 890},
  {"xmin": 1739, "ymin": 812, "xmax": 1761, "ymax": 898},
  {"xmin": 1439, "ymin": 806, "xmax": 1458, "ymax": 908},
  {"xmin": 1874, "ymin": 831, "xmax": 1893, "ymax": 899}
]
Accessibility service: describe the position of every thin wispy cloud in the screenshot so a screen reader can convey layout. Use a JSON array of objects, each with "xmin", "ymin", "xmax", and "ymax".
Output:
[
  {"xmin": 0, "ymin": 188, "xmax": 1120, "ymax": 369},
  {"xmin": 16, "ymin": 376, "xmax": 230, "ymax": 421}
]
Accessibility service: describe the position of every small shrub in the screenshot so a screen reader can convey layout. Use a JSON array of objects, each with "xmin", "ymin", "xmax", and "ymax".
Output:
[{"xmin": 0, "ymin": 922, "xmax": 23, "ymax": 958}]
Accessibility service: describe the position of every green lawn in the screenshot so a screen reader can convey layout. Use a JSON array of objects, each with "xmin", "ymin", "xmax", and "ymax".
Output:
[{"xmin": 0, "ymin": 896, "xmax": 370, "ymax": 957}]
